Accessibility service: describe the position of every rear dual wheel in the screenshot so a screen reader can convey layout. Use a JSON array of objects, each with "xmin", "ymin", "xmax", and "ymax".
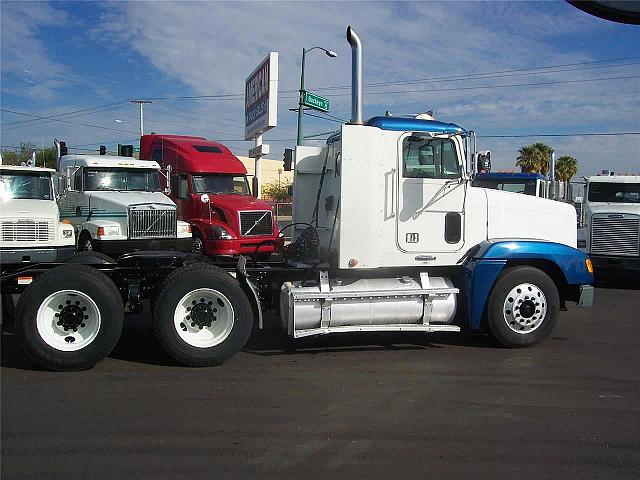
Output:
[
  {"xmin": 153, "ymin": 263, "xmax": 253, "ymax": 366},
  {"xmin": 15, "ymin": 264, "xmax": 124, "ymax": 371}
]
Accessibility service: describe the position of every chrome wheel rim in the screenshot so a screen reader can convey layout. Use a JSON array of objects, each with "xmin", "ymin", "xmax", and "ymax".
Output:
[
  {"xmin": 173, "ymin": 288, "xmax": 234, "ymax": 348},
  {"xmin": 83, "ymin": 238, "xmax": 93, "ymax": 251},
  {"xmin": 503, "ymin": 283, "xmax": 547, "ymax": 334},
  {"xmin": 36, "ymin": 290, "xmax": 101, "ymax": 351}
]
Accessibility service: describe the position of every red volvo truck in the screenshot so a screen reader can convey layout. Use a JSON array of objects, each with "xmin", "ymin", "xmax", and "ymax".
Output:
[{"xmin": 140, "ymin": 134, "xmax": 280, "ymax": 259}]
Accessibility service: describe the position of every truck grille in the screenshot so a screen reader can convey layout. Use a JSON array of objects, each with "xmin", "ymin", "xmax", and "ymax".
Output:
[
  {"xmin": 1, "ymin": 219, "xmax": 54, "ymax": 243},
  {"xmin": 128, "ymin": 208, "xmax": 177, "ymax": 239},
  {"xmin": 591, "ymin": 214, "xmax": 640, "ymax": 256},
  {"xmin": 239, "ymin": 210, "xmax": 273, "ymax": 237}
]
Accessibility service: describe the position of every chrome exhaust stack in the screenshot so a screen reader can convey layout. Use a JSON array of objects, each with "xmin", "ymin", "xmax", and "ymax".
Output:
[
  {"xmin": 54, "ymin": 139, "xmax": 61, "ymax": 170},
  {"xmin": 346, "ymin": 26, "xmax": 363, "ymax": 125}
]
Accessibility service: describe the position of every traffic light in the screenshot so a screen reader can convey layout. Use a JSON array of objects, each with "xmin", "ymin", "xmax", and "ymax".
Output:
[
  {"xmin": 119, "ymin": 144, "xmax": 134, "ymax": 157},
  {"xmin": 59, "ymin": 141, "xmax": 68, "ymax": 156},
  {"xmin": 99, "ymin": 145, "xmax": 106, "ymax": 155},
  {"xmin": 283, "ymin": 148, "xmax": 293, "ymax": 171}
]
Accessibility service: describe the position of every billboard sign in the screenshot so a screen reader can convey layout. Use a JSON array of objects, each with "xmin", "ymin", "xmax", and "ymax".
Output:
[{"xmin": 245, "ymin": 52, "xmax": 278, "ymax": 140}]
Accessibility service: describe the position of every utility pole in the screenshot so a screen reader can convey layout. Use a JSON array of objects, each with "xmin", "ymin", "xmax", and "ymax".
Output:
[{"xmin": 130, "ymin": 99, "xmax": 152, "ymax": 137}]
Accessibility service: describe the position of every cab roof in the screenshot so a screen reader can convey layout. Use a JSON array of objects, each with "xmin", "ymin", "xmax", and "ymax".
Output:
[
  {"xmin": 587, "ymin": 175, "xmax": 640, "ymax": 183},
  {"xmin": 367, "ymin": 116, "xmax": 466, "ymax": 135},
  {"xmin": 0, "ymin": 165, "xmax": 55, "ymax": 173},
  {"xmin": 59, "ymin": 155, "xmax": 160, "ymax": 170},
  {"xmin": 141, "ymin": 134, "xmax": 246, "ymax": 174}
]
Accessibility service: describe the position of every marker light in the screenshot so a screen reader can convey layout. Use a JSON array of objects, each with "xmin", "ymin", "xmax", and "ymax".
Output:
[{"xmin": 585, "ymin": 258, "xmax": 593, "ymax": 273}]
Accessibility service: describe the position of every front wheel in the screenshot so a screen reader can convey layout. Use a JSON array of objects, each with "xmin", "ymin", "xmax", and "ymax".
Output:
[
  {"xmin": 15, "ymin": 264, "xmax": 124, "ymax": 371},
  {"xmin": 487, "ymin": 266, "xmax": 560, "ymax": 347},
  {"xmin": 153, "ymin": 263, "xmax": 254, "ymax": 366}
]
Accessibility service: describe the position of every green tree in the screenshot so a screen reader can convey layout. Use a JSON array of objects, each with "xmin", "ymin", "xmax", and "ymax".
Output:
[
  {"xmin": 516, "ymin": 142, "xmax": 554, "ymax": 175},
  {"xmin": 555, "ymin": 155, "xmax": 579, "ymax": 182},
  {"xmin": 1, "ymin": 142, "xmax": 58, "ymax": 168},
  {"xmin": 261, "ymin": 179, "xmax": 292, "ymax": 202}
]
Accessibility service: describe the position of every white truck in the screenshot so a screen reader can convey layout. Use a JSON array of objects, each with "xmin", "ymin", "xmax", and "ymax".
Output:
[
  {"xmin": 1, "ymin": 26, "xmax": 594, "ymax": 371},
  {"xmin": 1, "ymin": 164, "xmax": 76, "ymax": 329},
  {"xmin": 0, "ymin": 165, "xmax": 75, "ymax": 263},
  {"xmin": 57, "ymin": 153, "xmax": 192, "ymax": 255},
  {"xmin": 576, "ymin": 174, "xmax": 640, "ymax": 274}
]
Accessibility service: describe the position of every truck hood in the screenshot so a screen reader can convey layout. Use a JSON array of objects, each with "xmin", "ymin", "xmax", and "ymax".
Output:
[
  {"xmin": 208, "ymin": 193, "xmax": 273, "ymax": 212},
  {"xmin": 0, "ymin": 198, "xmax": 59, "ymax": 220},
  {"xmin": 586, "ymin": 203, "xmax": 640, "ymax": 217},
  {"xmin": 484, "ymin": 189, "xmax": 577, "ymax": 248},
  {"xmin": 88, "ymin": 191, "xmax": 176, "ymax": 211}
]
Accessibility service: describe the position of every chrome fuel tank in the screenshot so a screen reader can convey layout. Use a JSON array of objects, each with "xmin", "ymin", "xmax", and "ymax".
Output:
[{"xmin": 280, "ymin": 275, "xmax": 457, "ymax": 337}]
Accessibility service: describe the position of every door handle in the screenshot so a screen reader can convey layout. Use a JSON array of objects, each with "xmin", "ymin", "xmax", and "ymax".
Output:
[{"xmin": 415, "ymin": 255, "xmax": 436, "ymax": 261}]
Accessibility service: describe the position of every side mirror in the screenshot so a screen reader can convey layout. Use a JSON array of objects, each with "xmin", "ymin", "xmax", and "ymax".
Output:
[
  {"xmin": 200, "ymin": 193, "xmax": 210, "ymax": 204},
  {"xmin": 57, "ymin": 175, "xmax": 67, "ymax": 197},
  {"xmin": 65, "ymin": 166, "xmax": 78, "ymax": 192},
  {"xmin": 476, "ymin": 151, "xmax": 491, "ymax": 173}
]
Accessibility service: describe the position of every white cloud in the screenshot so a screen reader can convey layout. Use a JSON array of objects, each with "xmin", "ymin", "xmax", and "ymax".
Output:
[{"xmin": 2, "ymin": 1, "xmax": 638, "ymax": 177}]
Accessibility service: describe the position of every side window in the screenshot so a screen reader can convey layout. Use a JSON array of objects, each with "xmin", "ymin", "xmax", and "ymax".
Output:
[
  {"xmin": 152, "ymin": 149, "xmax": 163, "ymax": 162},
  {"xmin": 403, "ymin": 136, "xmax": 460, "ymax": 179},
  {"xmin": 176, "ymin": 174, "xmax": 189, "ymax": 199}
]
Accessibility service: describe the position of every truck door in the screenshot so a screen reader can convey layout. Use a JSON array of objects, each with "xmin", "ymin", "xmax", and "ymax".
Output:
[
  {"xmin": 171, "ymin": 173, "xmax": 191, "ymax": 220},
  {"xmin": 396, "ymin": 133, "xmax": 466, "ymax": 253}
]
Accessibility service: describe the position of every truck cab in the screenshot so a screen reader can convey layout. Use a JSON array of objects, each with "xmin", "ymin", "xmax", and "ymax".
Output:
[
  {"xmin": 139, "ymin": 134, "xmax": 280, "ymax": 259},
  {"xmin": 577, "ymin": 175, "xmax": 640, "ymax": 273},
  {"xmin": 57, "ymin": 154, "xmax": 192, "ymax": 255},
  {"xmin": 0, "ymin": 165, "xmax": 75, "ymax": 263}
]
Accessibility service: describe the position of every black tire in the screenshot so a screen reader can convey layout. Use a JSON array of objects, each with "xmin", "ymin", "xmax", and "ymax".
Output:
[
  {"xmin": 78, "ymin": 231, "xmax": 97, "ymax": 252},
  {"xmin": 487, "ymin": 266, "xmax": 560, "ymax": 347},
  {"xmin": 65, "ymin": 251, "xmax": 116, "ymax": 264},
  {"xmin": 192, "ymin": 230, "xmax": 205, "ymax": 255},
  {"xmin": 2, "ymin": 294, "xmax": 17, "ymax": 332},
  {"xmin": 15, "ymin": 264, "xmax": 124, "ymax": 371},
  {"xmin": 153, "ymin": 263, "xmax": 254, "ymax": 366}
]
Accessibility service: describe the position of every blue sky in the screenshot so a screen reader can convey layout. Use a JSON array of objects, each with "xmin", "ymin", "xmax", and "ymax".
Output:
[{"xmin": 1, "ymin": 0, "xmax": 639, "ymax": 177}]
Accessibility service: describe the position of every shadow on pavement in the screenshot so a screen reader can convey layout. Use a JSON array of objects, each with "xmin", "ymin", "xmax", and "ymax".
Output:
[{"xmin": 2, "ymin": 310, "xmax": 501, "ymax": 371}]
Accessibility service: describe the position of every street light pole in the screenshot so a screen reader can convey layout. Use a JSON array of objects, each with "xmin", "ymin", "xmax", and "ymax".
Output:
[
  {"xmin": 296, "ymin": 47, "xmax": 337, "ymax": 146},
  {"xmin": 130, "ymin": 99, "xmax": 152, "ymax": 137}
]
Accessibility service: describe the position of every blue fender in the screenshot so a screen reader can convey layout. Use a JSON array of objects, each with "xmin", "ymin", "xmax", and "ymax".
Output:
[{"xmin": 462, "ymin": 240, "xmax": 593, "ymax": 330}]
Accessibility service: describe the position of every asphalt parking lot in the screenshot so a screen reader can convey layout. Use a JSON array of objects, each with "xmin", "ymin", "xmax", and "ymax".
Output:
[{"xmin": 2, "ymin": 280, "xmax": 639, "ymax": 479}]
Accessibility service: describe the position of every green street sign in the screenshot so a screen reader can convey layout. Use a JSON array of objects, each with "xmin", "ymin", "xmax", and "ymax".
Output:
[{"xmin": 302, "ymin": 90, "xmax": 330, "ymax": 112}]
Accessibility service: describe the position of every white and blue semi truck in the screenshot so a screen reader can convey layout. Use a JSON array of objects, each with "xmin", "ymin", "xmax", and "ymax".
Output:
[{"xmin": 1, "ymin": 26, "xmax": 594, "ymax": 371}]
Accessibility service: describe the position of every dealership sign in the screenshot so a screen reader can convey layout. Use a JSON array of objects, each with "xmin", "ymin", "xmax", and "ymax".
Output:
[{"xmin": 245, "ymin": 52, "xmax": 278, "ymax": 140}]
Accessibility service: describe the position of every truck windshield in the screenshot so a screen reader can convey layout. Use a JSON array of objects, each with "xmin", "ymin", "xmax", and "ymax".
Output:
[
  {"xmin": 192, "ymin": 174, "xmax": 250, "ymax": 195},
  {"xmin": 0, "ymin": 171, "xmax": 53, "ymax": 200},
  {"xmin": 473, "ymin": 179, "xmax": 538, "ymax": 196},
  {"xmin": 588, "ymin": 182, "xmax": 640, "ymax": 203},
  {"xmin": 84, "ymin": 168, "xmax": 161, "ymax": 192}
]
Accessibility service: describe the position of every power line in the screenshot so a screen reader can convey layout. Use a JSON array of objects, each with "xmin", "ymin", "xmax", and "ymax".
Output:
[
  {"xmin": 143, "ymin": 56, "xmax": 640, "ymax": 101},
  {"xmin": 2, "ymin": 100, "xmax": 129, "ymax": 127},
  {"xmin": 478, "ymin": 132, "xmax": 640, "ymax": 138},
  {"xmin": 0, "ymin": 109, "xmax": 139, "ymax": 134},
  {"xmin": 1, "ymin": 104, "xmax": 131, "ymax": 132}
]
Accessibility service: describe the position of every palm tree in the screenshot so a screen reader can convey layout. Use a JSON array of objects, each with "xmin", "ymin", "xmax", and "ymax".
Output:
[
  {"xmin": 516, "ymin": 143, "xmax": 554, "ymax": 174},
  {"xmin": 555, "ymin": 155, "xmax": 578, "ymax": 182}
]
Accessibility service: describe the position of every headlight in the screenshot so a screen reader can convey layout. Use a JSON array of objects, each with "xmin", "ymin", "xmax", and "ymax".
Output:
[
  {"xmin": 62, "ymin": 229, "xmax": 74, "ymax": 238},
  {"xmin": 177, "ymin": 222, "xmax": 192, "ymax": 235},
  {"xmin": 96, "ymin": 225, "xmax": 120, "ymax": 237},
  {"xmin": 212, "ymin": 226, "xmax": 233, "ymax": 240}
]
